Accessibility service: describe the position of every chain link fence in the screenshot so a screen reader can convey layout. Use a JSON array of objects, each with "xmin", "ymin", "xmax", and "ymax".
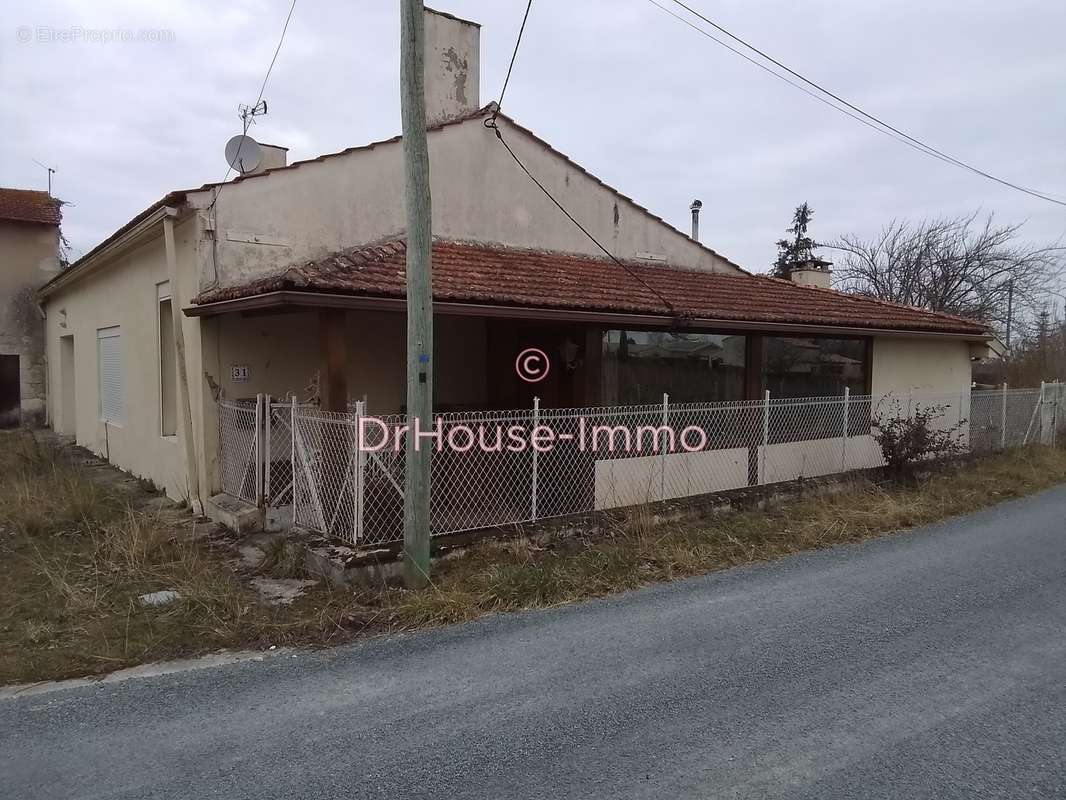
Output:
[
  {"xmin": 219, "ymin": 400, "xmax": 259, "ymax": 504},
  {"xmin": 221, "ymin": 384, "xmax": 1064, "ymax": 546}
]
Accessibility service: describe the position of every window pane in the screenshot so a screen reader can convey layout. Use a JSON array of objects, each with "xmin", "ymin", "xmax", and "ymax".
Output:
[
  {"xmin": 763, "ymin": 337, "xmax": 867, "ymax": 398},
  {"xmin": 602, "ymin": 330, "xmax": 746, "ymax": 405}
]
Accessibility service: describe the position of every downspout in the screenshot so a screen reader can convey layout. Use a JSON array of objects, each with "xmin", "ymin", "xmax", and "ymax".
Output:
[{"xmin": 163, "ymin": 207, "xmax": 204, "ymax": 515}]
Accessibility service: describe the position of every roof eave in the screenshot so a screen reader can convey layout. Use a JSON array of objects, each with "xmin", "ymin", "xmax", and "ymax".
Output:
[
  {"xmin": 182, "ymin": 289, "xmax": 992, "ymax": 341},
  {"xmin": 38, "ymin": 199, "xmax": 186, "ymax": 300}
]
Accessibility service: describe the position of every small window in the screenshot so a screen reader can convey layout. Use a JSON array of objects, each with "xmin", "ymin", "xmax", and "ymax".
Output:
[
  {"xmin": 157, "ymin": 282, "xmax": 177, "ymax": 436},
  {"xmin": 97, "ymin": 326, "xmax": 124, "ymax": 424}
]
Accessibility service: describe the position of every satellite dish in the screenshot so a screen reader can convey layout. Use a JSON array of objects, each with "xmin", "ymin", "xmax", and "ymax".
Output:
[{"xmin": 224, "ymin": 134, "xmax": 263, "ymax": 174}]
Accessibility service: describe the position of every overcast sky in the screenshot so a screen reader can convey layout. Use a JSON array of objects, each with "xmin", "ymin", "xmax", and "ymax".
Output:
[{"xmin": 3, "ymin": 0, "xmax": 1065, "ymax": 287}]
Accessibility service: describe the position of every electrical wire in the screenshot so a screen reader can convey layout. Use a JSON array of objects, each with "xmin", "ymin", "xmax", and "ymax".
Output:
[
  {"xmin": 654, "ymin": 0, "xmax": 1066, "ymax": 208},
  {"xmin": 497, "ymin": 0, "xmax": 533, "ymax": 112},
  {"xmin": 487, "ymin": 120, "xmax": 678, "ymax": 315},
  {"xmin": 645, "ymin": 0, "xmax": 970, "ymax": 173},
  {"xmin": 487, "ymin": 0, "xmax": 677, "ymax": 315},
  {"xmin": 208, "ymin": 0, "xmax": 298, "ymax": 211}
]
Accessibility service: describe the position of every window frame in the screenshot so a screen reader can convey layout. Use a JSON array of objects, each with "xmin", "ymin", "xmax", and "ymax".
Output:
[{"xmin": 157, "ymin": 281, "xmax": 178, "ymax": 437}]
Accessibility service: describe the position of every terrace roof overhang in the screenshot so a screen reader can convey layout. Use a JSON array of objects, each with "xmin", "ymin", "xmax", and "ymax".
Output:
[{"xmin": 183, "ymin": 288, "xmax": 993, "ymax": 343}]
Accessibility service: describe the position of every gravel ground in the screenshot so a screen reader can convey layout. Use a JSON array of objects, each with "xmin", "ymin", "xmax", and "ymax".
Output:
[{"xmin": 4, "ymin": 486, "xmax": 1065, "ymax": 799}]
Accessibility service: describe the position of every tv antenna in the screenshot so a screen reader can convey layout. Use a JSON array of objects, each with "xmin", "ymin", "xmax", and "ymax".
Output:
[
  {"xmin": 239, "ymin": 100, "xmax": 268, "ymax": 127},
  {"xmin": 32, "ymin": 158, "xmax": 56, "ymax": 195}
]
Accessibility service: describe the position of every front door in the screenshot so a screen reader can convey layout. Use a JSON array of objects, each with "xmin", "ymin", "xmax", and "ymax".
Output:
[{"xmin": 0, "ymin": 354, "xmax": 20, "ymax": 429}]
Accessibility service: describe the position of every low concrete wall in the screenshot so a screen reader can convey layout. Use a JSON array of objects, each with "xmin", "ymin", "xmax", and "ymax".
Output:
[
  {"xmin": 594, "ymin": 447, "xmax": 749, "ymax": 509},
  {"xmin": 761, "ymin": 434, "xmax": 885, "ymax": 483}
]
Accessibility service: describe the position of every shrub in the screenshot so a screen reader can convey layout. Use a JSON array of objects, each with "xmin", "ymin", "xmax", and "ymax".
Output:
[{"xmin": 873, "ymin": 400, "xmax": 965, "ymax": 478}]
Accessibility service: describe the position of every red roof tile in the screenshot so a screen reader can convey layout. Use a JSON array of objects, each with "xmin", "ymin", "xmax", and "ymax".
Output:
[
  {"xmin": 193, "ymin": 239, "xmax": 990, "ymax": 336},
  {"xmin": 0, "ymin": 188, "xmax": 61, "ymax": 226}
]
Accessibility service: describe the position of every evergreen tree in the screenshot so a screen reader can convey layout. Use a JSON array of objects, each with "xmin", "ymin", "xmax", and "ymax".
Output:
[{"xmin": 773, "ymin": 202, "xmax": 819, "ymax": 278}]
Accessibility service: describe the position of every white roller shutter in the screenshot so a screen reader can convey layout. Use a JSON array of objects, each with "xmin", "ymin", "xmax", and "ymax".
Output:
[{"xmin": 97, "ymin": 326, "xmax": 124, "ymax": 424}]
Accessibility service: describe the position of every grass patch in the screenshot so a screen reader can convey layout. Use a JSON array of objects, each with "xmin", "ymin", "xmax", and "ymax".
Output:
[{"xmin": 2, "ymin": 429, "xmax": 1065, "ymax": 685}]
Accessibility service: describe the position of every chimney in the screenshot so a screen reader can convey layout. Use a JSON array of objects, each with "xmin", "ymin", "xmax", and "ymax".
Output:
[
  {"xmin": 249, "ymin": 143, "xmax": 288, "ymax": 175},
  {"xmin": 789, "ymin": 257, "xmax": 833, "ymax": 290},
  {"xmin": 423, "ymin": 7, "xmax": 480, "ymax": 126},
  {"xmin": 689, "ymin": 199, "xmax": 703, "ymax": 241}
]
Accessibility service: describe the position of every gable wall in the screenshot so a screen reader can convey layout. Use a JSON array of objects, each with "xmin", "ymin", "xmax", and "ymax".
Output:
[{"xmin": 202, "ymin": 115, "xmax": 741, "ymax": 290}]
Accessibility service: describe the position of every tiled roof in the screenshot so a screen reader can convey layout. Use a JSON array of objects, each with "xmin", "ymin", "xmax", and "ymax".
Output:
[
  {"xmin": 0, "ymin": 188, "xmax": 61, "ymax": 226},
  {"xmin": 193, "ymin": 239, "xmax": 990, "ymax": 336}
]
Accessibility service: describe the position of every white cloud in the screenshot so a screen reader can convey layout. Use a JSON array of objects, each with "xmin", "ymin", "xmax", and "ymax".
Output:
[{"xmin": 3, "ymin": 0, "xmax": 1064, "ymax": 273}]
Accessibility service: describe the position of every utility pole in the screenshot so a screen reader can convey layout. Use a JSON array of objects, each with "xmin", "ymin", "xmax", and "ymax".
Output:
[{"xmin": 399, "ymin": 0, "xmax": 433, "ymax": 588}]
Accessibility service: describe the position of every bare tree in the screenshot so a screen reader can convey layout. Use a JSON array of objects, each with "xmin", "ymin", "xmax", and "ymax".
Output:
[{"xmin": 829, "ymin": 213, "xmax": 1063, "ymax": 336}]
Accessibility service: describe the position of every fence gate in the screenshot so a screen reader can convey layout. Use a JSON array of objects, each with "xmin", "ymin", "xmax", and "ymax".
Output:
[{"xmin": 219, "ymin": 395, "xmax": 322, "ymax": 531}]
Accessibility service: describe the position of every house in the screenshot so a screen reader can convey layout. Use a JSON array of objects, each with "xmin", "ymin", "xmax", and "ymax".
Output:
[
  {"xmin": 37, "ymin": 8, "xmax": 993, "ymax": 533},
  {"xmin": 0, "ymin": 188, "xmax": 62, "ymax": 427}
]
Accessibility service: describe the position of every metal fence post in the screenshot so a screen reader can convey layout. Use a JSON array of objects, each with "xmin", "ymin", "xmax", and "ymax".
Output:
[
  {"xmin": 841, "ymin": 387, "xmax": 850, "ymax": 471},
  {"xmin": 1040, "ymin": 380, "xmax": 1047, "ymax": 444},
  {"xmin": 1052, "ymin": 382, "xmax": 1059, "ymax": 448},
  {"xmin": 760, "ymin": 389, "xmax": 770, "ymax": 485},
  {"xmin": 263, "ymin": 394, "xmax": 272, "ymax": 506},
  {"xmin": 254, "ymin": 393, "xmax": 264, "ymax": 507},
  {"xmin": 353, "ymin": 400, "xmax": 366, "ymax": 543},
  {"xmin": 290, "ymin": 396, "xmax": 298, "ymax": 522},
  {"xmin": 1000, "ymin": 382, "xmax": 1008, "ymax": 449},
  {"xmin": 661, "ymin": 392, "xmax": 669, "ymax": 501},
  {"xmin": 531, "ymin": 396, "xmax": 539, "ymax": 522}
]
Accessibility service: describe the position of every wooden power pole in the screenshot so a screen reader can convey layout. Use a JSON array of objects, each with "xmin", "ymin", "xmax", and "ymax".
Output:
[{"xmin": 399, "ymin": 0, "xmax": 433, "ymax": 588}]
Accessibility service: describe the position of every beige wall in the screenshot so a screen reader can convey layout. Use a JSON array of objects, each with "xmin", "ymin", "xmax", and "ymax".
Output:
[
  {"xmin": 199, "ymin": 114, "xmax": 740, "ymax": 291},
  {"xmin": 0, "ymin": 219, "xmax": 60, "ymax": 422},
  {"xmin": 871, "ymin": 337, "xmax": 972, "ymax": 397},
  {"xmin": 215, "ymin": 309, "xmax": 487, "ymax": 415},
  {"xmin": 872, "ymin": 335, "xmax": 972, "ymax": 441},
  {"xmin": 424, "ymin": 8, "xmax": 479, "ymax": 126},
  {"xmin": 43, "ymin": 221, "xmax": 198, "ymax": 500}
]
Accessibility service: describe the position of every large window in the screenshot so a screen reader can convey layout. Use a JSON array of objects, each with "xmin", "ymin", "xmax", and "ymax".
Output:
[
  {"xmin": 763, "ymin": 337, "xmax": 868, "ymax": 398},
  {"xmin": 602, "ymin": 330, "xmax": 746, "ymax": 405},
  {"xmin": 97, "ymin": 326, "xmax": 124, "ymax": 424}
]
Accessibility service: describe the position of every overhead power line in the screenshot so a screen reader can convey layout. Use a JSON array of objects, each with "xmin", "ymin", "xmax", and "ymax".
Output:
[
  {"xmin": 497, "ymin": 0, "xmax": 533, "ymax": 111},
  {"xmin": 652, "ymin": 0, "xmax": 1066, "ymax": 208},
  {"xmin": 487, "ymin": 0, "xmax": 677, "ymax": 314},
  {"xmin": 487, "ymin": 122, "xmax": 678, "ymax": 314},
  {"xmin": 209, "ymin": 0, "xmax": 298, "ymax": 210}
]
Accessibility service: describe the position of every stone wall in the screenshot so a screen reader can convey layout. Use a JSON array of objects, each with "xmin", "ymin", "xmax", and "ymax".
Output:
[{"xmin": 0, "ymin": 220, "xmax": 60, "ymax": 426}]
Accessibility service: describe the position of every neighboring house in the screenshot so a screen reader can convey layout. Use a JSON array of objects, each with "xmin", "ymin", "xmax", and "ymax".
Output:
[
  {"xmin": 37, "ymin": 8, "xmax": 993, "ymax": 520},
  {"xmin": 0, "ymin": 188, "xmax": 62, "ymax": 427}
]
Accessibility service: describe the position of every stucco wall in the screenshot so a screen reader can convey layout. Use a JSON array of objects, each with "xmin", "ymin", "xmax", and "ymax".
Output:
[
  {"xmin": 215, "ymin": 310, "xmax": 487, "ymax": 414},
  {"xmin": 43, "ymin": 222, "xmax": 198, "ymax": 500},
  {"xmin": 424, "ymin": 8, "xmax": 479, "ymax": 126},
  {"xmin": 200, "ymin": 114, "xmax": 739, "ymax": 291},
  {"xmin": 871, "ymin": 337, "xmax": 972, "ymax": 397},
  {"xmin": 0, "ymin": 219, "xmax": 60, "ymax": 422}
]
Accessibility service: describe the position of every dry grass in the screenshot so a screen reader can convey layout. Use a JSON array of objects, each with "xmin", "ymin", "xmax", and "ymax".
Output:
[
  {"xmin": 0, "ymin": 432, "xmax": 369, "ymax": 684},
  {"xmin": 2, "ymin": 428, "xmax": 1065, "ymax": 685},
  {"xmin": 371, "ymin": 445, "xmax": 1066, "ymax": 626}
]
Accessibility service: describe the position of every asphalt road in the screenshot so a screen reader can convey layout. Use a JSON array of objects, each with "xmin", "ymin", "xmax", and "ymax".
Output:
[{"xmin": 5, "ymin": 487, "xmax": 1066, "ymax": 799}]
